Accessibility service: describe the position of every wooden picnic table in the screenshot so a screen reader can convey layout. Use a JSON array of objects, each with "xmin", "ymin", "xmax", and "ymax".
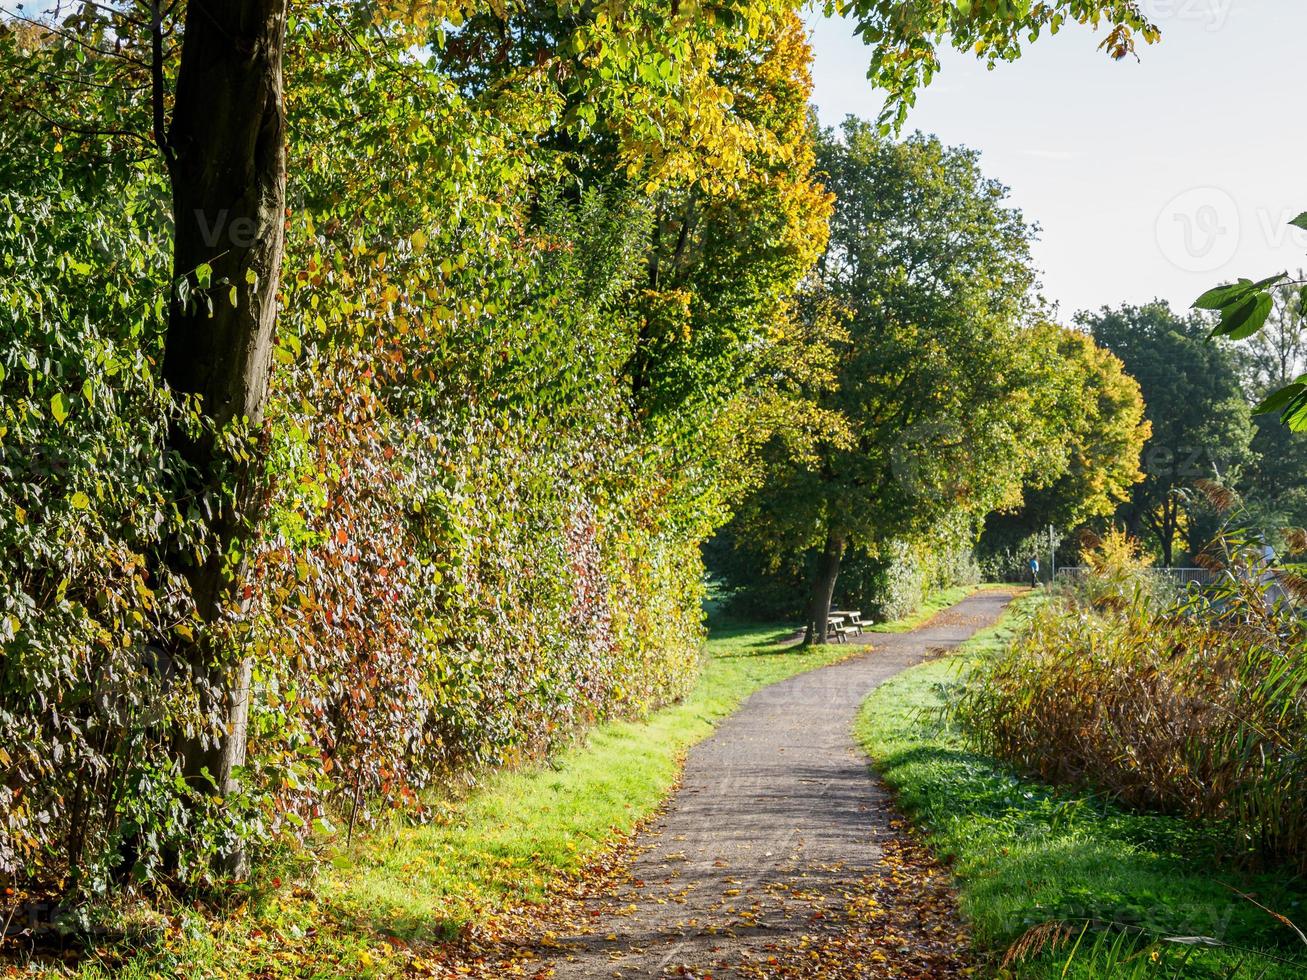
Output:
[
  {"xmin": 823, "ymin": 610, "xmax": 863, "ymax": 642},
  {"xmin": 829, "ymin": 610, "xmax": 864, "ymax": 635}
]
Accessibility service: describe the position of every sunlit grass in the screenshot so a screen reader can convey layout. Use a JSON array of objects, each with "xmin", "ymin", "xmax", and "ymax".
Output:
[{"xmin": 856, "ymin": 594, "xmax": 1307, "ymax": 978}]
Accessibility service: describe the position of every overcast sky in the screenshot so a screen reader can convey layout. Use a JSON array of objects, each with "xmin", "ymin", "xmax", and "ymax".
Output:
[{"xmin": 806, "ymin": 0, "xmax": 1307, "ymax": 321}]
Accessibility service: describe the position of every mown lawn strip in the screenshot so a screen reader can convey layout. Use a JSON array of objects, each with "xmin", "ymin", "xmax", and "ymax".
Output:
[{"xmin": 855, "ymin": 594, "xmax": 1307, "ymax": 978}]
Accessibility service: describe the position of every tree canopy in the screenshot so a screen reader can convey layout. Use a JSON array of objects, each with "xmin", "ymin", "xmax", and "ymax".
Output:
[
  {"xmin": 1081, "ymin": 302, "xmax": 1255, "ymax": 566},
  {"xmin": 985, "ymin": 322, "xmax": 1149, "ymax": 535},
  {"xmin": 727, "ymin": 121, "xmax": 1131, "ymax": 639}
]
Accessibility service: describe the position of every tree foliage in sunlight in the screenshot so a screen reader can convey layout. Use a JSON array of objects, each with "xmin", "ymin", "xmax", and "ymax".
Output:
[
  {"xmin": 981, "ymin": 322, "xmax": 1149, "ymax": 555},
  {"xmin": 728, "ymin": 121, "xmax": 1086, "ymax": 638}
]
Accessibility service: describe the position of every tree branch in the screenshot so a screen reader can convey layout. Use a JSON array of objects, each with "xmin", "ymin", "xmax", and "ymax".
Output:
[{"xmin": 150, "ymin": 0, "xmax": 175, "ymax": 171}]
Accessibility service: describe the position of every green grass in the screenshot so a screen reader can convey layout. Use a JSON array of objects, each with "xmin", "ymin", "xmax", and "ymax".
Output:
[{"xmin": 855, "ymin": 593, "xmax": 1307, "ymax": 978}]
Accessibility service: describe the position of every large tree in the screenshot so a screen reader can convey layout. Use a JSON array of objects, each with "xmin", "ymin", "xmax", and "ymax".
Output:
[
  {"xmin": 1080, "ymin": 302, "xmax": 1255, "ymax": 566},
  {"xmin": 732, "ymin": 121, "xmax": 1064, "ymax": 642}
]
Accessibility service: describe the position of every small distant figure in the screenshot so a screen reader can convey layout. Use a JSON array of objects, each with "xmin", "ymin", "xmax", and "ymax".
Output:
[{"xmin": 1028, "ymin": 555, "xmax": 1040, "ymax": 588}]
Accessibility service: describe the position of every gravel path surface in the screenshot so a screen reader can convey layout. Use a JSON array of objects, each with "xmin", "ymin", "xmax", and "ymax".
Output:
[{"xmin": 545, "ymin": 589, "xmax": 1016, "ymax": 979}]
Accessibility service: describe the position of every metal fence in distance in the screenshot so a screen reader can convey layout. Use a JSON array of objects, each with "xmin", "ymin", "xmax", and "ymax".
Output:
[{"xmin": 1053, "ymin": 566, "xmax": 1216, "ymax": 587}]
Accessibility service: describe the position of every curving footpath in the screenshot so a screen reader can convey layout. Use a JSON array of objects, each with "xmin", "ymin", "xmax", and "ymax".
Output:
[{"xmin": 546, "ymin": 589, "xmax": 1017, "ymax": 979}]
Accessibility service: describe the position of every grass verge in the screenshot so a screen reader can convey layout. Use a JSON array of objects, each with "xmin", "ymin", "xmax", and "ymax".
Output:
[{"xmin": 855, "ymin": 592, "xmax": 1307, "ymax": 978}]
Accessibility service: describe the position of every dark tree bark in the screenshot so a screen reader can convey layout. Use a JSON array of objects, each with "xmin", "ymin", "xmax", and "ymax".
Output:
[
  {"xmin": 806, "ymin": 529, "xmax": 845, "ymax": 645},
  {"xmin": 1160, "ymin": 521, "xmax": 1174, "ymax": 567},
  {"xmin": 160, "ymin": 0, "xmax": 288, "ymax": 854},
  {"xmin": 1143, "ymin": 495, "xmax": 1178, "ymax": 567}
]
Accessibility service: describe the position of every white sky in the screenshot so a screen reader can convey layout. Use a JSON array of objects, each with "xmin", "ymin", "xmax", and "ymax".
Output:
[{"xmin": 806, "ymin": 0, "xmax": 1307, "ymax": 320}]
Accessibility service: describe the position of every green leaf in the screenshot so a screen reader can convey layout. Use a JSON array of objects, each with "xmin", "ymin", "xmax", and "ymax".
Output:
[
  {"xmin": 1193, "ymin": 280, "xmax": 1252, "ymax": 311},
  {"xmin": 1284, "ymin": 393, "xmax": 1307, "ymax": 432},
  {"xmin": 50, "ymin": 391, "xmax": 70, "ymax": 425},
  {"xmin": 1211, "ymin": 291, "xmax": 1273, "ymax": 340},
  {"xmin": 70, "ymin": 491, "xmax": 90, "ymax": 510},
  {"xmin": 1252, "ymin": 272, "xmax": 1288, "ymax": 290},
  {"xmin": 1194, "ymin": 274, "xmax": 1286, "ymax": 311},
  {"xmin": 195, "ymin": 262, "xmax": 212, "ymax": 289},
  {"xmin": 1290, "ymin": 212, "xmax": 1307, "ymax": 231},
  {"xmin": 1254, "ymin": 381, "xmax": 1306, "ymax": 417}
]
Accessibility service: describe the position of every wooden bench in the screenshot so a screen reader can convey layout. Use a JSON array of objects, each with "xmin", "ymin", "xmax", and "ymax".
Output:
[
  {"xmin": 823, "ymin": 612, "xmax": 861, "ymax": 643},
  {"xmin": 824, "ymin": 614, "xmax": 846, "ymax": 643},
  {"xmin": 829, "ymin": 609, "xmax": 864, "ymax": 636}
]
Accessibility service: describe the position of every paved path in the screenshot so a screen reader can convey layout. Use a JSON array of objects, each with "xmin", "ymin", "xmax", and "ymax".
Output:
[{"xmin": 545, "ymin": 590, "xmax": 1016, "ymax": 979}]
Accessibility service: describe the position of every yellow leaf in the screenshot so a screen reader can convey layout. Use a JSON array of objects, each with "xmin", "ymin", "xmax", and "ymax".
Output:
[{"xmin": 50, "ymin": 392, "xmax": 70, "ymax": 425}]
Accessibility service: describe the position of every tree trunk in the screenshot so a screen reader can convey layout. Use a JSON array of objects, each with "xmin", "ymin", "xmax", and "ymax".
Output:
[
  {"xmin": 161, "ymin": 0, "xmax": 288, "ymax": 851},
  {"xmin": 1159, "ymin": 498, "xmax": 1176, "ymax": 568},
  {"xmin": 806, "ymin": 530, "xmax": 845, "ymax": 645}
]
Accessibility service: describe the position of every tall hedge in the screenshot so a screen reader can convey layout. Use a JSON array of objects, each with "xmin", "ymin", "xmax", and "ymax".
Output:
[{"xmin": 0, "ymin": 5, "xmax": 822, "ymax": 894}]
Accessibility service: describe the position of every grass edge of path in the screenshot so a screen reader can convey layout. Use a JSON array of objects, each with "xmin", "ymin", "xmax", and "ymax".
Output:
[{"xmin": 854, "ymin": 591, "xmax": 1307, "ymax": 979}]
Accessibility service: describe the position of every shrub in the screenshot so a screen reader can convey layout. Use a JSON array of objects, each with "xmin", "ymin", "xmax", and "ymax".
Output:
[
  {"xmin": 958, "ymin": 527, "xmax": 1307, "ymax": 871},
  {"xmin": 0, "ymin": 158, "xmax": 232, "ymax": 892},
  {"xmin": 835, "ymin": 537, "xmax": 978, "ymax": 622}
]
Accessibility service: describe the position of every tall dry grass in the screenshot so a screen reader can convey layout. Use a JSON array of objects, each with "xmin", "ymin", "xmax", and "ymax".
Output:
[{"xmin": 958, "ymin": 526, "xmax": 1307, "ymax": 871}]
